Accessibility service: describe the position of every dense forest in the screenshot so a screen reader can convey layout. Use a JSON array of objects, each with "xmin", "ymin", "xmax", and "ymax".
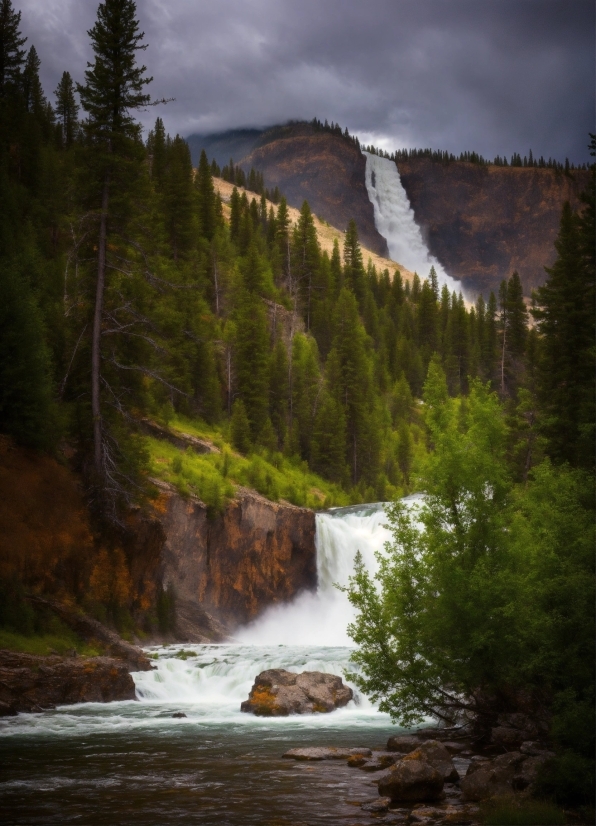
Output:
[{"xmin": 0, "ymin": 0, "xmax": 594, "ymax": 809}]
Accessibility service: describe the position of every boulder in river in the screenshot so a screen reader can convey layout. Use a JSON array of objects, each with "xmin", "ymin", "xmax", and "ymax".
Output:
[
  {"xmin": 283, "ymin": 746, "xmax": 372, "ymax": 761},
  {"xmin": 377, "ymin": 759, "xmax": 444, "ymax": 803},
  {"xmin": 241, "ymin": 669, "xmax": 353, "ymax": 716}
]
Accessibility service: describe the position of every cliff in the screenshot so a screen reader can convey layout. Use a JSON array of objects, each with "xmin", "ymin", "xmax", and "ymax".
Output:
[
  {"xmin": 137, "ymin": 483, "xmax": 317, "ymax": 640},
  {"xmin": 241, "ymin": 123, "xmax": 389, "ymax": 257},
  {"xmin": 189, "ymin": 123, "xmax": 590, "ymax": 296},
  {"xmin": 395, "ymin": 158, "xmax": 590, "ymax": 295}
]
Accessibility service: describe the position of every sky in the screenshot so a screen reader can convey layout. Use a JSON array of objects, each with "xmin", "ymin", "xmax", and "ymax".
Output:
[{"xmin": 18, "ymin": 0, "xmax": 595, "ymax": 163}]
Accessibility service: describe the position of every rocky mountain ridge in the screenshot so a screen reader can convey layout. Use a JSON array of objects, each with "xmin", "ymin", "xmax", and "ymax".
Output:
[{"xmin": 188, "ymin": 121, "xmax": 590, "ymax": 295}]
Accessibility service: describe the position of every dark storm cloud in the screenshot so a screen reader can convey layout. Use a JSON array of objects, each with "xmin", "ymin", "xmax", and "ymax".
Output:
[{"xmin": 18, "ymin": 0, "xmax": 594, "ymax": 162}]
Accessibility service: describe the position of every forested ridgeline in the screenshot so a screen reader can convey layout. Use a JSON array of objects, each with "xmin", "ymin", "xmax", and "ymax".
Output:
[{"xmin": 1, "ymin": 0, "xmax": 558, "ymax": 516}]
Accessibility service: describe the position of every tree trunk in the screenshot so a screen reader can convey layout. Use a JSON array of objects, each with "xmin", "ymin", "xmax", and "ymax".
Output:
[{"xmin": 92, "ymin": 173, "xmax": 110, "ymax": 477}]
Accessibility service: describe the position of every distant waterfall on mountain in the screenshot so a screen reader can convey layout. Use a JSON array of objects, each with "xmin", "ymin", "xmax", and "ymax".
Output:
[{"xmin": 363, "ymin": 152, "xmax": 462, "ymax": 294}]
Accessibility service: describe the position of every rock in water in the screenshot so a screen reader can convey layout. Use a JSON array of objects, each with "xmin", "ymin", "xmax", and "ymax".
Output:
[
  {"xmin": 377, "ymin": 759, "xmax": 444, "ymax": 803},
  {"xmin": 283, "ymin": 747, "xmax": 372, "ymax": 761},
  {"xmin": 241, "ymin": 669, "xmax": 353, "ymax": 716},
  {"xmin": 0, "ymin": 651, "xmax": 136, "ymax": 714}
]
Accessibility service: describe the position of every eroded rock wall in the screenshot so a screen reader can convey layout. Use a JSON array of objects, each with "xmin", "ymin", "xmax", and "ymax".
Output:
[
  {"xmin": 397, "ymin": 158, "xmax": 590, "ymax": 295},
  {"xmin": 141, "ymin": 485, "xmax": 317, "ymax": 639}
]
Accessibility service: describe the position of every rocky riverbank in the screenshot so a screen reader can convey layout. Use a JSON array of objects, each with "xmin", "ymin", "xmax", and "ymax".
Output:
[
  {"xmin": 281, "ymin": 726, "xmax": 558, "ymax": 825},
  {"xmin": 0, "ymin": 650, "xmax": 138, "ymax": 715}
]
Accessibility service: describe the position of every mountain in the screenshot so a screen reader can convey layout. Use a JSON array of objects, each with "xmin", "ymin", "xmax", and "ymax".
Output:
[
  {"xmin": 397, "ymin": 157, "xmax": 589, "ymax": 295},
  {"xmin": 188, "ymin": 121, "xmax": 590, "ymax": 295},
  {"xmin": 186, "ymin": 128, "xmax": 264, "ymax": 168}
]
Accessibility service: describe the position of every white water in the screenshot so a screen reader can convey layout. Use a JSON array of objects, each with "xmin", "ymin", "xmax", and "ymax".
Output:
[
  {"xmin": 129, "ymin": 502, "xmax": 401, "ymax": 723},
  {"xmin": 1, "ymin": 499, "xmax": 425, "ymax": 738},
  {"xmin": 363, "ymin": 151, "xmax": 462, "ymax": 294}
]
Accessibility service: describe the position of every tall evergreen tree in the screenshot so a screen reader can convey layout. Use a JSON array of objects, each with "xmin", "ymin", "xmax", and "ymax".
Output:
[
  {"xmin": 77, "ymin": 0, "xmax": 152, "ymax": 487},
  {"xmin": 532, "ymin": 200, "xmax": 595, "ymax": 468},
  {"xmin": 343, "ymin": 219, "xmax": 365, "ymax": 302},
  {"xmin": 0, "ymin": 0, "xmax": 26, "ymax": 97},
  {"xmin": 195, "ymin": 148, "xmax": 216, "ymax": 241},
  {"xmin": 54, "ymin": 71, "xmax": 79, "ymax": 147}
]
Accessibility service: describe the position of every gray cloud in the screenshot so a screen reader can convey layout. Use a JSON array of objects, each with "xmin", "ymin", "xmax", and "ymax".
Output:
[{"xmin": 18, "ymin": 0, "xmax": 594, "ymax": 162}]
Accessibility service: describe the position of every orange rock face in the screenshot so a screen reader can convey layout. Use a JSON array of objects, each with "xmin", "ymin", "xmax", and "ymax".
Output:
[
  {"xmin": 154, "ymin": 486, "xmax": 316, "ymax": 637},
  {"xmin": 398, "ymin": 158, "xmax": 590, "ymax": 295}
]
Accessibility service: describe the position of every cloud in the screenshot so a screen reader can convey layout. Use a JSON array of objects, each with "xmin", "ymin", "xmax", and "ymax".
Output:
[{"xmin": 17, "ymin": 0, "xmax": 594, "ymax": 163}]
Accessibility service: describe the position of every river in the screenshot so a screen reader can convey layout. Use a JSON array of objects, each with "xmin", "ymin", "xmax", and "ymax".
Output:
[{"xmin": 0, "ymin": 500, "xmax": 425, "ymax": 825}]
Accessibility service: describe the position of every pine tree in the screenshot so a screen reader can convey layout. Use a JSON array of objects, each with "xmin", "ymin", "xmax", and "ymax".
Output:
[
  {"xmin": 195, "ymin": 148, "xmax": 216, "ymax": 241},
  {"xmin": 233, "ymin": 288, "xmax": 270, "ymax": 440},
  {"xmin": 147, "ymin": 116, "xmax": 166, "ymax": 187},
  {"xmin": 343, "ymin": 219, "xmax": 365, "ymax": 302},
  {"xmin": 22, "ymin": 45, "xmax": 46, "ymax": 119},
  {"xmin": 162, "ymin": 135, "xmax": 194, "ymax": 259},
  {"xmin": 76, "ymin": 0, "xmax": 153, "ymax": 484},
  {"xmin": 311, "ymin": 390, "xmax": 347, "ymax": 483},
  {"xmin": 291, "ymin": 201, "xmax": 320, "ymax": 329},
  {"xmin": 532, "ymin": 200, "xmax": 595, "ymax": 468},
  {"xmin": 0, "ymin": 0, "xmax": 26, "ymax": 97},
  {"xmin": 54, "ymin": 71, "xmax": 79, "ymax": 148}
]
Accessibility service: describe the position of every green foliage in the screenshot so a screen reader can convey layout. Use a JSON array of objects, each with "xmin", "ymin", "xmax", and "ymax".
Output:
[
  {"xmin": 0, "ymin": 261, "xmax": 57, "ymax": 449},
  {"xmin": 480, "ymin": 799, "xmax": 565, "ymax": 826}
]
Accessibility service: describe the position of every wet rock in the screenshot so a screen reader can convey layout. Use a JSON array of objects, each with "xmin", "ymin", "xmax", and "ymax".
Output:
[
  {"xmin": 171, "ymin": 712, "xmax": 187, "ymax": 718},
  {"xmin": 490, "ymin": 712, "xmax": 545, "ymax": 749},
  {"xmin": 460, "ymin": 751, "xmax": 526, "ymax": 801},
  {"xmin": 241, "ymin": 669, "xmax": 353, "ymax": 716},
  {"xmin": 403, "ymin": 741, "xmax": 459, "ymax": 783},
  {"xmin": 0, "ymin": 650, "xmax": 136, "ymax": 713},
  {"xmin": 409, "ymin": 807, "xmax": 447, "ymax": 822},
  {"xmin": 361, "ymin": 797, "xmax": 391, "ymax": 813},
  {"xmin": 441, "ymin": 741, "xmax": 469, "ymax": 754},
  {"xmin": 283, "ymin": 746, "xmax": 371, "ymax": 761},
  {"xmin": 377, "ymin": 759, "xmax": 444, "ymax": 803},
  {"xmin": 513, "ymin": 752, "xmax": 554, "ymax": 791},
  {"xmin": 347, "ymin": 754, "xmax": 368, "ymax": 767},
  {"xmin": 387, "ymin": 734, "xmax": 424, "ymax": 753}
]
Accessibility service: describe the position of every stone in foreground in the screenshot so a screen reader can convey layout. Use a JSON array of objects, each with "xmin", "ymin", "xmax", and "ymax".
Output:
[
  {"xmin": 377, "ymin": 759, "xmax": 444, "ymax": 803},
  {"xmin": 403, "ymin": 740, "xmax": 460, "ymax": 783},
  {"xmin": 241, "ymin": 669, "xmax": 353, "ymax": 716},
  {"xmin": 283, "ymin": 746, "xmax": 372, "ymax": 761}
]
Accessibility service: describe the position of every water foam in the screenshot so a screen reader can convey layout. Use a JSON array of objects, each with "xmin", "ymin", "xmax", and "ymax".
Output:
[
  {"xmin": 235, "ymin": 503, "xmax": 392, "ymax": 646},
  {"xmin": 363, "ymin": 151, "xmax": 462, "ymax": 294}
]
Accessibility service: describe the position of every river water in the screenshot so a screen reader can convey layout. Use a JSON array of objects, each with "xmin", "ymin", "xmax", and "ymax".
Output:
[{"xmin": 0, "ymin": 501, "xmax": 425, "ymax": 825}]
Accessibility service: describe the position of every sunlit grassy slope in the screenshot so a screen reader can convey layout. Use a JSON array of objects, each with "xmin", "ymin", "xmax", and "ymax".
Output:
[{"xmin": 145, "ymin": 414, "xmax": 383, "ymax": 511}]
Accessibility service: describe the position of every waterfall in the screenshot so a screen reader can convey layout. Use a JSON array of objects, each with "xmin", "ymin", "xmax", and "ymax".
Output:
[
  {"xmin": 132, "ymin": 497, "xmax": 422, "ymax": 715},
  {"xmin": 235, "ymin": 502, "xmax": 393, "ymax": 647},
  {"xmin": 363, "ymin": 151, "xmax": 462, "ymax": 294}
]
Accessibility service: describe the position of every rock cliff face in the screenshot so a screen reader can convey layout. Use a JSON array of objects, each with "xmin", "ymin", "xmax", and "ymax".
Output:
[
  {"xmin": 143, "ymin": 485, "xmax": 317, "ymax": 639},
  {"xmin": 395, "ymin": 158, "xmax": 589, "ymax": 295},
  {"xmin": 241, "ymin": 123, "xmax": 389, "ymax": 257}
]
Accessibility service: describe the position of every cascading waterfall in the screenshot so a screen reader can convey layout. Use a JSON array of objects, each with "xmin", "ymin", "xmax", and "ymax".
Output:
[
  {"xmin": 363, "ymin": 151, "xmax": 462, "ymax": 294},
  {"xmin": 132, "ymin": 498, "xmax": 423, "ymax": 719}
]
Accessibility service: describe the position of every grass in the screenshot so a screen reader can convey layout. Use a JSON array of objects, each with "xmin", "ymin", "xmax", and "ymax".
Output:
[
  {"xmin": 0, "ymin": 627, "xmax": 103, "ymax": 657},
  {"xmin": 480, "ymin": 799, "xmax": 566, "ymax": 826},
  {"xmin": 146, "ymin": 426, "xmax": 358, "ymax": 511}
]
